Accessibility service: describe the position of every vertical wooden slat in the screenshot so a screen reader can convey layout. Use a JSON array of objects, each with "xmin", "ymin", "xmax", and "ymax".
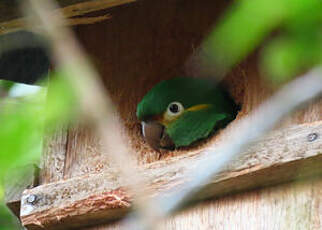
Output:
[
  {"xmin": 64, "ymin": 125, "xmax": 106, "ymax": 179},
  {"xmin": 309, "ymin": 179, "xmax": 322, "ymax": 230},
  {"xmin": 40, "ymin": 126, "xmax": 68, "ymax": 184}
]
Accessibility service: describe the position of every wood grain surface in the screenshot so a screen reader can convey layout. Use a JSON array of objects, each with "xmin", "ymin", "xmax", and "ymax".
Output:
[
  {"xmin": 0, "ymin": 0, "xmax": 136, "ymax": 35},
  {"xmin": 81, "ymin": 178, "xmax": 321, "ymax": 230},
  {"xmin": 40, "ymin": 126, "xmax": 68, "ymax": 184},
  {"xmin": 20, "ymin": 122, "xmax": 322, "ymax": 229}
]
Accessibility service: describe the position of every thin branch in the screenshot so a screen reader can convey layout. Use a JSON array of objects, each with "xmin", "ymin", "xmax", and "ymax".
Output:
[
  {"xmin": 24, "ymin": 0, "xmax": 150, "ymax": 214},
  {"xmin": 124, "ymin": 67, "xmax": 322, "ymax": 229}
]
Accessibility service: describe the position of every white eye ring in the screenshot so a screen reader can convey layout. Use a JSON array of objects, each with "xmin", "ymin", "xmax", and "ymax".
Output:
[{"xmin": 166, "ymin": 102, "xmax": 184, "ymax": 117}]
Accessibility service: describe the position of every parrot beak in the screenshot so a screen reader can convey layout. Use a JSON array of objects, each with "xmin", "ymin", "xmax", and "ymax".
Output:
[{"xmin": 141, "ymin": 121, "xmax": 175, "ymax": 151}]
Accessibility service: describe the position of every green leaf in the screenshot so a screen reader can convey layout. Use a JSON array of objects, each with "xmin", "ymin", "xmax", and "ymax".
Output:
[
  {"xmin": 0, "ymin": 70, "xmax": 78, "ymax": 229},
  {"xmin": 261, "ymin": 32, "xmax": 322, "ymax": 83},
  {"xmin": 203, "ymin": 0, "xmax": 321, "ymax": 78},
  {"xmin": 45, "ymin": 71, "xmax": 78, "ymax": 129}
]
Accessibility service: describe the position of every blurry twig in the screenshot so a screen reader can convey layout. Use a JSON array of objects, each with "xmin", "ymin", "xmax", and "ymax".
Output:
[
  {"xmin": 24, "ymin": 0, "xmax": 150, "ymax": 213},
  {"xmin": 125, "ymin": 67, "xmax": 322, "ymax": 229}
]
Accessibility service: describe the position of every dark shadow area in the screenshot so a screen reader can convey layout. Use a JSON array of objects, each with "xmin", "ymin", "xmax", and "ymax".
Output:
[{"xmin": 0, "ymin": 31, "xmax": 50, "ymax": 85}]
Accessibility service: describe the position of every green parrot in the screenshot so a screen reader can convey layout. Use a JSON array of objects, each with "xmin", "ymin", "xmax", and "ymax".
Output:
[{"xmin": 136, "ymin": 77, "xmax": 239, "ymax": 151}]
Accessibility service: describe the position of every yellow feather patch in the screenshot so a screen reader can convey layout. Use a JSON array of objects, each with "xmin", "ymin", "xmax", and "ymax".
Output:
[
  {"xmin": 161, "ymin": 104, "xmax": 211, "ymax": 125},
  {"xmin": 186, "ymin": 104, "xmax": 211, "ymax": 112}
]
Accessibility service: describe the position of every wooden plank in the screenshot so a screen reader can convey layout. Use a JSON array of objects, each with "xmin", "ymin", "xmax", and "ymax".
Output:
[
  {"xmin": 0, "ymin": 0, "xmax": 93, "ymax": 23},
  {"xmin": 84, "ymin": 178, "xmax": 322, "ymax": 230},
  {"xmin": 0, "ymin": 0, "xmax": 136, "ymax": 35},
  {"xmin": 40, "ymin": 126, "xmax": 68, "ymax": 184},
  {"xmin": 160, "ymin": 178, "xmax": 322, "ymax": 230},
  {"xmin": 63, "ymin": 125, "xmax": 103, "ymax": 178},
  {"xmin": 20, "ymin": 122, "xmax": 322, "ymax": 229},
  {"xmin": 309, "ymin": 178, "xmax": 322, "ymax": 230}
]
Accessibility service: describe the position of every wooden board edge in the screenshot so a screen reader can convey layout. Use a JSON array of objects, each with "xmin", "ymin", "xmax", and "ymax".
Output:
[
  {"xmin": 21, "ymin": 188, "xmax": 130, "ymax": 230},
  {"xmin": 0, "ymin": 0, "xmax": 136, "ymax": 35},
  {"xmin": 20, "ymin": 122, "xmax": 322, "ymax": 229}
]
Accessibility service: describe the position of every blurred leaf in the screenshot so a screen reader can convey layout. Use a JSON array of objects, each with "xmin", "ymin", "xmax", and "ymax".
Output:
[
  {"xmin": 284, "ymin": 0, "xmax": 322, "ymax": 30},
  {"xmin": 0, "ymin": 186, "xmax": 3, "ymax": 201},
  {"xmin": 0, "ymin": 71, "xmax": 77, "ymax": 178},
  {"xmin": 203, "ymin": 0, "xmax": 286, "ymax": 73},
  {"xmin": 0, "ymin": 70, "xmax": 77, "ymax": 229},
  {"xmin": 0, "ymin": 202, "xmax": 21, "ymax": 229},
  {"xmin": 0, "ymin": 80, "xmax": 15, "ymax": 91},
  {"xmin": 203, "ymin": 0, "xmax": 321, "ymax": 78},
  {"xmin": 0, "ymin": 99, "xmax": 44, "ymax": 178},
  {"xmin": 45, "ymin": 71, "xmax": 78, "ymax": 128},
  {"xmin": 1, "ymin": 186, "xmax": 21, "ymax": 229},
  {"xmin": 0, "ymin": 80, "xmax": 15, "ymax": 98},
  {"xmin": 261, "ymin": 32, "xmax": 322, "ymax": 83}
]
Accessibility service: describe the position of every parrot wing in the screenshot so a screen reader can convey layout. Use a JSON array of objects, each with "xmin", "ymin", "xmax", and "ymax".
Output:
[{"xmin": 166, "ymin": 107, "xmax": 230, "ymax": 147}]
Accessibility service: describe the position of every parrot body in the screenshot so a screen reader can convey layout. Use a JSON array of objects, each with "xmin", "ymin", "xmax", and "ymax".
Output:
[{"xmin": 136, "ymin": 77, "xmax": 238, "ymax": 150}]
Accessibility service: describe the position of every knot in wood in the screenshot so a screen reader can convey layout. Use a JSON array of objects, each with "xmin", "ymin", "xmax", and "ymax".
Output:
[
  {"xmin": 307, "ymin": 133, "xmax": 319, "ymax": 142},
  {"xmin": 26, "ymin": 194, "xmax": 38, "ymax": 205}
]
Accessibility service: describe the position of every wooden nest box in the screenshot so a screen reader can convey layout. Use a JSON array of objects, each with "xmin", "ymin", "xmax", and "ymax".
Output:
[{"xmin": 1, "ymin": 0, "xmax": 321, "ymax": 229}]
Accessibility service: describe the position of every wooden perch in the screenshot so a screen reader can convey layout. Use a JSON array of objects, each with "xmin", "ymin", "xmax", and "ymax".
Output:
[
  {"xmin": 20, "ymin": 121, "xmax": 322, "ymax": 229},
  {"xmin": 0, "ymin": 0, "xmax": 136, "ymax": 35}
]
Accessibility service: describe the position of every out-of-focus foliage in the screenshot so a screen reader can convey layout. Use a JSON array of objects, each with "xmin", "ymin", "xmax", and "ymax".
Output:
[
  {"xmin": 0, "ymin": 80, "xmax": 15, "ymax": 98},
  {"xmin": 0, "ymin": 72, "xmax": 76, "ymax": 229},
  {"xmin": 0, "ymin": 93, "xmax": 45, "ymax": 177},
  {"xmin": 45, "ymin": 72, "xmax": 78, "ymax": 128},
  {"xmin": 0, "ymin": 201, "xmax": 21, "ymax": 230},
  {"xmin": 204, "ymin": 0, "xmax": 322, "ymax": 83},
  {"xmin": 0, "ymin": 72, "xmax": 76, "ymax": 178},
  {"xmin": 261, "ymin": 26, "xmax": 322, "ymax": 83},
  {"xmin": 0, "ymin": 80, "xmax": 14, "ymax": 91}
]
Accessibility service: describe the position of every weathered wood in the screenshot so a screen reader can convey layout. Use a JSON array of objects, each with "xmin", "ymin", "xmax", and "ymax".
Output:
[
  {"xmin": 83, "ymin": 178, "xmax": 322, "ymax": 230},
  {"xmin": 0, "ymin": 0, "xmax": 135, "ymax": 35},
  {"xmin": 40, "ymin": 126, "xmax": 68, "ymax": 184},
  {"xmin": 310, "ymin": 178, "xmax": 322, "ymax": 229},
  {"xmin": 63, "ymin": 125, "xmax": 104, "ymax": 178},
  {"xmin": 160, "ymin": 178, "xmax": 322, "ymax": 230},
  {"xmin": 20, "ymin": 122, "xmax": 322, "ymax": 229},
  {"xmin": 4, "ymin": 164, "xmax": 39, "ymax": 218},
  {"xmin": 0, "ymin": 14, "xmax": 112, "ymax": 35}
]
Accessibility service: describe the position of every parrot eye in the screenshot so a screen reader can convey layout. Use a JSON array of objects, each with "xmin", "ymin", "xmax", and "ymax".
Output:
[{"xmin": 167, "ymin": 102, "xmax": 184, "ymax": 116}]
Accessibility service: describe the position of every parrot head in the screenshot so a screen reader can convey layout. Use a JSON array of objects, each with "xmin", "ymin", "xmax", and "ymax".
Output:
[{"xmin": 136, "ymin": 77, "xmax": 238, "ymax": 151}]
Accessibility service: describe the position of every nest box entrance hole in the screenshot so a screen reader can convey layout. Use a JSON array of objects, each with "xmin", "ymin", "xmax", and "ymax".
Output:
[{"xmin": 64, "ymin": 0, "xmax": 264, "ymax": 177}]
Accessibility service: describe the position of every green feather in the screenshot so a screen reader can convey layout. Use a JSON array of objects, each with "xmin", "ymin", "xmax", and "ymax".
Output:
[
  {"xmin": 166, "ymin": 107, "xmax": 230, "ymax": 147},
  {"xmin": 137, "ymin": 77, "xmax": 238, "ymax": 147}
]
